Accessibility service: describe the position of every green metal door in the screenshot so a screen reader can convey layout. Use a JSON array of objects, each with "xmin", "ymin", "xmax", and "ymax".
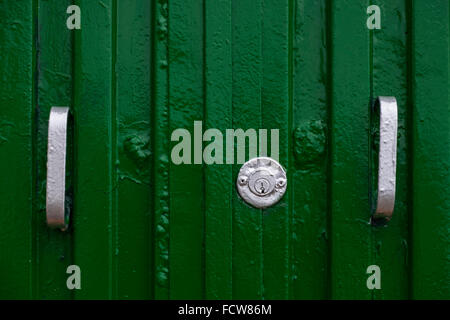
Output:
[{"xmin": 0, "ymin": 0, "xmax": 449, "ymax": 300}]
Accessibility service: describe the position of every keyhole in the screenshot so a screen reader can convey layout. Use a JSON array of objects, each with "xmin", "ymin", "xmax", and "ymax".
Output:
[
  {"xmin": 259, "ymin": 182, "xmax": 265, "ymax": 194},
  {"xmin": 254, "ymin": 178, "xmax": 270, "ymax": 195}
]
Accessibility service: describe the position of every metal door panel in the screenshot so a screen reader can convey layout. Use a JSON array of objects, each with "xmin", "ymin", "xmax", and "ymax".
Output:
[{"xmin": 0, "ymin": 0, "xmax": 449, "ymax": 300}]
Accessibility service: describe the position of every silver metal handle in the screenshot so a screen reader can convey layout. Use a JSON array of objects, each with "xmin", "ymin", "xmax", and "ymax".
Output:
[
  {"xmin": 46, "ymin": 107, "xmax": 70, "ymax": 231},
  {"xmin": 374, "ymin": 97, "xmax": 398, "ymax": 220}
]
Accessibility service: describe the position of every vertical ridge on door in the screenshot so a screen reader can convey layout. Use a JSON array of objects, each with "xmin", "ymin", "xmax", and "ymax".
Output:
[
  {"xmin": 371, "ymin": 0, "xmax": 409, "ymax": 299},
  {"xmin": 291, "ymin": 0, "xmax": 330, "ymax": 299},
  {"xmin": 151, "ymin": 0, "xmax": 170, "ymax": 300},
  {"xmin": 231, "ymin": 0, "xmax": 263, "ymax": 299},
  {"xmin": 0, "ymin": 0, "xmax": 34, "ymax": 300},
  {"xmin": 36, "ymin": 0, "xmax": 74, "ymax": 299},
  {"xmin": 261, "ymin": 0, "xmax": 290, "ymax": 299},
  {"xmin": 330, "ymin": 0, "xmax": 372, "ymax": 299},
  {"xmin": 204, "ymin": 0, "xmax": 233, "ymax": 299},
  {"xmin": 411, "ymin": 0, "xmax": 450, "ymax": 299},
  {"xmin": 73, "ymin": 0, "xmax": 114, "ymax": 299},
  {"xmin": 168, "ymin": 0, "xmax": 205, "ymax": 299},
  {"xmin": 116, "ymin": 0, "xmax": 153, "ymax": 299}
]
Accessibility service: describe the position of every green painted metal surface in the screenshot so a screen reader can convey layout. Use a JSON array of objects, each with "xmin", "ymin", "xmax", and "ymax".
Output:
[{"xmin": 0, "ymin": 0, "xmax": 449, "ymax": 300}]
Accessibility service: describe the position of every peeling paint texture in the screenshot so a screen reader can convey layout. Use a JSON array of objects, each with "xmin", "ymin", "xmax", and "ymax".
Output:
[{"xmin": 293, "ymin": 120, "xmax": 326, "ymax": 168}]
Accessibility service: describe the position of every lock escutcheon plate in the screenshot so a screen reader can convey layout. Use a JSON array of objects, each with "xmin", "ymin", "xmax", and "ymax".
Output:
[{"xmin": 237, "ymin": 157, "xmax": 287, "ymax": 209}]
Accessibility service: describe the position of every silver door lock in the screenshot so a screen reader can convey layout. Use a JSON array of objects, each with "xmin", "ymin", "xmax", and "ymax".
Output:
[{"xmin": 237, "ymin": 157, "xmax": 287, "ymax": 209}]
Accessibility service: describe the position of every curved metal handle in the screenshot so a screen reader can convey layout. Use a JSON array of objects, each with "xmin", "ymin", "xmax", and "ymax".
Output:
[
  {"xmin": 46, "ymin": 107, "xmax": 70, "ymax": 231},
  {"xmin": 374, "ymin": 97, "xmax": 398, "ymax": 220}
]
